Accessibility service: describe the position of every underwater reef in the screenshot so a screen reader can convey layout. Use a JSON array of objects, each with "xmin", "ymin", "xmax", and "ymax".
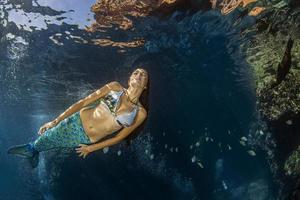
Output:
[{"xmin": 230, "ymin": 0, "xmax": 300, "ymax": 199}]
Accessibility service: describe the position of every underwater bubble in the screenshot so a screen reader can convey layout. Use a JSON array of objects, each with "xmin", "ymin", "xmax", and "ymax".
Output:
[
  {"xmin": 49, "ymin": 36, "xmax": 63, "ymax": 46},
  {"xmin": 195, "ymin": 142, "xmax": 200, "ymax": 147},
  {"xmin": 6, "ymin": 33, "xmax": 15, "ymax": 40},
  {"xmin": 150, "ymin": 154, "xmax": 154, "ymax": 160},
  {"xmin": 259, "ymin": 130, "xmax": 264, "ymax": 135},
  {"xmin": 267, "ymin": 150, "xmax": 273, "ymax": 156},
  {"xmin": 0, "ymin": 10, "xmax": 4, "ymax": 18},
  {"xmin": 205, "ymin": 137, "xmax": 209, "ymax": 142},
  {"xmin": 2, "ymin": 19, "xmax": 7, "ymax": 27},
  {"xmin": 117, "ymin": 150, "xmax": 122, "ymax": 156},
  {"xmin": 103, "ymin": 147, "xmax": 109, "ymax": 154},
  {"xmin": 70, "ymin": 35, "xmax": 88, "ymax": 44},
  {"xmin": 240, "ymin": 136, "xmax": 248, "ymax": 142},
  {"xmin": 239, "ymin": 141, "xmax": 246, "ymax": 146},
  {"xmin": 247, "ymin": 150, "xmax": 256, "ymax": 156},
  {"xmin": 190, "ymin": 145, "xmax": 193, "ymax": 149},
  {"xmin": 197, "ymin": 161, "xmax": 204, "ymax": 168},
  {"xmin": 191, "ymin": 156, "xmax": 196, "ymax": 163},
  {"xmin": 222, "ymin": 181, "xmax": 228, "ymax": 190},
  {"xmin": 175, "ymin": 147, "xmax": 178, "ymax": 152},
  {"xmin": 145, "ymin": 149, "xmax": 149, "ymax": 154},
  {"xmin": 164, "ymin": 144, "xmax": 168, "ymax": 149},
  {"xmin": 170, "ymin": 147, "xmax": 174, "ymax": 152},
  {"xmin": 286, "ymin": 120, "xmax": 293, "ymax": 125},
  {"xmin": 227, "ymin": 130, "xmax": 231, "ymax": 135},
  {"xmin": 227, "ymin": 145, "xmax": 232, "ymax": 150},
  {"xmin": 11, "ymin": 36, "xmax": 24, "ymax": 47}
]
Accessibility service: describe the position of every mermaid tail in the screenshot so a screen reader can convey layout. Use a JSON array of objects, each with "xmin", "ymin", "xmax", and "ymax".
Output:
[
  {"xmin": 33, "ymin": 111, "xmax": 92, "ymax": 152},
  {"xmin": 7, "ymin": 112, "xmax": 91, "ymax": 168},
  {"xmin": 7, "ymin": 143, "xmax": 39, "ymax": 168}
]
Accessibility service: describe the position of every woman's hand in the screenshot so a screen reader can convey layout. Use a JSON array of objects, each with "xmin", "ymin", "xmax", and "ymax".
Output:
[
  {"xmin": 76, "ymin": 144, "xmax": 92, "ymax": 158},
  {"xmin": 38, "ymin": 120, "xmax": 57, "ymax": 135}
]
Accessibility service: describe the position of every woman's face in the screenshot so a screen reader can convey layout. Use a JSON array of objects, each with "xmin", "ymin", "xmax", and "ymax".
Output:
[{"xmin": 129, "ymin": 68, "xmax": 148, "ymax": 90}]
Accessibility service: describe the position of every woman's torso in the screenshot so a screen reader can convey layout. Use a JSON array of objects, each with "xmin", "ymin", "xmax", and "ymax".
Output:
[{"xmin": 79, "ymin": 88, "xmax": 140, "ymax": 143}]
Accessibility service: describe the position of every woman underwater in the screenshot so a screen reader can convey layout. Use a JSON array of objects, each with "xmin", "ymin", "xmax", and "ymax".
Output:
[{"xmin": 8, "ymin": 68, "xmax": 149, "ymax": 168}]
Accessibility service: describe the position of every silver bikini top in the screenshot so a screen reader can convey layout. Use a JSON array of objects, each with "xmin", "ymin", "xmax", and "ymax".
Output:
[{"xmin": 101, "ymin": 89, "xmax": 139, "ymax": 128}]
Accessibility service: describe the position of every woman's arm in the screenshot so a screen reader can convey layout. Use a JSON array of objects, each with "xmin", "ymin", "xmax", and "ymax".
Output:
[
  {"xmin": 76, "ymin": 108, "xmax": 147, "ymax": 158},
  {"xmin": 38, "ymin": 81, "xmax": 122, "ymax": 134},
  {"xmin": 53, "ymin": 81, "xmax": 121, "ymax": 123}
]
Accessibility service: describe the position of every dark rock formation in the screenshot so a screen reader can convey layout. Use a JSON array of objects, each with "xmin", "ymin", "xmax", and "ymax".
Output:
[{"xmin": 271, "ymin": 37, "xmax": 294, "ymax": 88}]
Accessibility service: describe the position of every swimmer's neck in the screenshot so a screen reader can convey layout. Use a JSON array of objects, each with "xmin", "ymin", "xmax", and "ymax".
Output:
[{"xmin": 125, "ymin": 85, "xmax": 143, "ymax": 104}]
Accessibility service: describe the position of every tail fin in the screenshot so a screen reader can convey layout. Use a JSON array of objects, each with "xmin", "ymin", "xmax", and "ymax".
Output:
[
  {"xmin": 7, "ymin": 143, "xmax": 39, "ymax": 168},
  {"xmin": 28, "ymin": 153, "xmax": 39, "ymax": 169}
]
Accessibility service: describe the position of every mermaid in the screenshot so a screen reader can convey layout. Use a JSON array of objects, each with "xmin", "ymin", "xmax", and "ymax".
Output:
[{"xmin": 7, "ymin": 68, "xmax": 149, "ymax": 168}]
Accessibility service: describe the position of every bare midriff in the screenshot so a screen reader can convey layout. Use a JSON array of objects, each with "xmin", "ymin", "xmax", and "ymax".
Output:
[{"xmin": 79, "ymin": 102, "xmax": 122, "ymax": 143}]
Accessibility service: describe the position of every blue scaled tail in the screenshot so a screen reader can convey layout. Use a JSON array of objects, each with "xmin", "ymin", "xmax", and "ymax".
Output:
[{"xmin": 7, "ymin": 143, "xmax": 39, "ymax": 168}]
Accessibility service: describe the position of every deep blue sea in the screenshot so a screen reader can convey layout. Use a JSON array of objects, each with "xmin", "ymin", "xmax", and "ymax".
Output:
[{"xmin": 0, "ymin": 0, "xmax": 276, "ymax": 199}]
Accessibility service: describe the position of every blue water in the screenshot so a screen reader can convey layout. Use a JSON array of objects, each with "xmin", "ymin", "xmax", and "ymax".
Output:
[{"xmin": 0, "ymin": 1, "xmax": 276, "ymax": 199}]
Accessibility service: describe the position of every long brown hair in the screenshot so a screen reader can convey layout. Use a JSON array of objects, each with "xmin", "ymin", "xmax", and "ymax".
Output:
[{"xmin": 125, "ymin": 69, "xmax": 150, "ymax": 146}]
